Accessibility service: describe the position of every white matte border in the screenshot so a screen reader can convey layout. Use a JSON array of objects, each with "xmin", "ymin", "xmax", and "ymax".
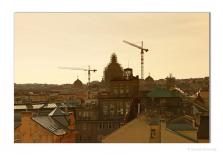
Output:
[{"xmin": 0, "ymin": 0, "xmax": 223, "ymax": 155}]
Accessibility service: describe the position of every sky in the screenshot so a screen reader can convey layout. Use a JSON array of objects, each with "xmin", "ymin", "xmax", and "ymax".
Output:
[{"xmin": 15, "ymin": 13, "xmax": 209, "ymax": 84}]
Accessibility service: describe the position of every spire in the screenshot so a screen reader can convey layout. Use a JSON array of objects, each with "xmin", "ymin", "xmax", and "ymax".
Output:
[{"xmin": 111, "ymin": 53, "xmax": 117, "ymax": 63}]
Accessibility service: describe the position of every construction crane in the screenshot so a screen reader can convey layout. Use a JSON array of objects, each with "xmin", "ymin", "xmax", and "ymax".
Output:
[
  {"xmin": 58, "ymin": 66, "xmax": 97, "ymax": 85},
  {"xmin": 123, "ymin": 40, "xmax": 150, "ymax": 79}
]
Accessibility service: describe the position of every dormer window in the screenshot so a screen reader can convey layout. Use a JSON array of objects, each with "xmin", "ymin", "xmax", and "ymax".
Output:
[{"xmin": 151, "ymin": 129, "xmax": 156, "ymax": 138}]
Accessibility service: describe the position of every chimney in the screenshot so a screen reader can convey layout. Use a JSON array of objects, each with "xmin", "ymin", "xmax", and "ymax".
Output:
[
  {"xmin": 21, "ymin": 111, "xmax": 32, "ymax": 123},
  {"xmin": 20, "ymin": 111, "xmax": 33, "ymax": 142},
  {"xmin": 68, "ymin": 112, "xmax": 75, "ymax": 130},
  {"xmin": 160, "ymin": 119, "xmax": 166, "ymax": 142},
  {"xmin": 137, "ymin": 103, "xmax": 141, "ymax": 115}
]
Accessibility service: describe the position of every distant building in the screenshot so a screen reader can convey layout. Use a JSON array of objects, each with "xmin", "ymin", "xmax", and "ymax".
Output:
[
  {"xmin": 73, "ymin": 78, "xmax": 84, "ymax": 89},
  {"xmin": 142, "ymin": 87, "xmax": 187, "ymax": 120},
  {"xmin": 104, "ymin": 53, "xmax": 124, "ymax": 88},
  {"xmin": 74, "ymin": 53, "xmax": 140, "ymax": 142}
]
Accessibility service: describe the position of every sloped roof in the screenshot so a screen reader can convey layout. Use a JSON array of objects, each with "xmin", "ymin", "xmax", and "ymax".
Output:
[
  {"xmin": 148, "ymin": 118, "xmax": 161, "ymax": 125},
  {"xmin": 147, "ymin": 87, "xmax": 181, "ymax": 98},
  {"xmin": 31, "ymin": 107, "xmax": 71, "ymax": 135},
  {"xmin": 167, "ymin": 123, "xmax": 197, "ymax": 131},
  {"xmin": 148, "ymin": 115, "xmax": 197, "ymax": 131},
  {"xmin": 32, "ymin": 116, "xmax": 66, "ymax": 136},
  {"xmin": 145, "ymin": 75, "xmax": 154, "ymax": 81},
  {"xmin": 48, "ymin": 107, "xmax": 69, "ymax": 116},
  {"xmin": 166, "ymin": 128, "xmax": 198, "ymax": 142},
  {"xmin": 167, "ymin": 115, "xmax": 197, "ymax": 131},
  {"xmin": 32, "ymin": 107, "xmax": 70, "ymax": 136}
]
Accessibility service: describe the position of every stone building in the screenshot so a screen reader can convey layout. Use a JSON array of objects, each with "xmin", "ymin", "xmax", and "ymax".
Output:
[{"xmin": 74, "ymin": 53, "xmax": 140, "ymax": 142}]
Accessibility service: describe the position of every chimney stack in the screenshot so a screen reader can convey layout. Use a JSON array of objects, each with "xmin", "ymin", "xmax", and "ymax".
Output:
[{"xmin": 68, "ymin": 112, "xmax": 75, "ymax": 130}]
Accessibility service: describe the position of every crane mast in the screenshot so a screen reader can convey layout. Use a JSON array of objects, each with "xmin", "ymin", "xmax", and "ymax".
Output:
[
  {"xmin": 123, "ymin": 40, "xmax": 150, "ymax": 79},
  {"xmin": 141, "ymin": 41, "xmax": 144, "ymax": 80}
]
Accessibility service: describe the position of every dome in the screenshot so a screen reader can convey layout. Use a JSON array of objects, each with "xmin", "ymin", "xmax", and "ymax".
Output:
[
  {"xmin": 145, "ymin": 75, "xmax": 154, "ymax": 82},
  {"xmin": 104, "ymin": 53, "xmax": 124, "ymax": 83},
  {"xmin": 73, "ymin": 78, "xmax": 83, "ymax": 88}
]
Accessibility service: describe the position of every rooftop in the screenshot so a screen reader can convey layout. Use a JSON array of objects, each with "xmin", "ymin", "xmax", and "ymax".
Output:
[{"xmin": 147, "ymin": 87, "xmax": 181, "ymax": 98}]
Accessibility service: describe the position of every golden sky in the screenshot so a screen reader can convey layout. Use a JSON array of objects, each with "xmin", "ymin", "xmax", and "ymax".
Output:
[{"xmin": 15, "ymin": 13, "xmax": 209, "ymax": 84}]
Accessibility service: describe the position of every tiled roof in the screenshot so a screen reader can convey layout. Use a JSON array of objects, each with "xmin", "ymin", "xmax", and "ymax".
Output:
[
  {"xmin": 32, "ymin": 107, "xmax": 70, "ymax": 136},
  {"xmin": 147, "ymin": 87, "xmax": 181, "ymax": 98},
  {"xmin": 32, "ymin": 116, "xmax": 66, "ymax": 136}
]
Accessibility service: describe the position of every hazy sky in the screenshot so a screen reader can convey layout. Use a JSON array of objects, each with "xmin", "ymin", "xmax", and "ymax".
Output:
[{"xmin": 15, "ymin": 13, "xmax": 209, "ymax": 84}]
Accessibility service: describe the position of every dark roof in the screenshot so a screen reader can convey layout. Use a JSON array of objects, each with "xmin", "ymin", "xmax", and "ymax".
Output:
[
  {"xmin": 73, "ymin": 79, "xmax": 83, "ymax": 88},
  {"xmin": 148, "ymin": 118, "xmax": 161, "ymax": 125},
  {"xmin": 147, "ymin": 87, "xmax": 181, "ymax": 98},
  {"xmin": 167, "ymin": 115, "xmax": 197, "ymax": 131},
  {"xmin": 167, "ymin": 123, "xmax": 197, "ymax": 131},
  {"xmin": 197, "ymin": 116, "xmax": 209, "ymax": 139},
  {"xmin": 32, "ymin": 116, "xmax": 66, "ymax": 136},
  {"xmin": 166, "ymin": 128, "xmax": 198, "ymax": 142},
  {"xmin": 145, "ymin": 75, "xmax": 154, "ymax": 81},
  {"xmin": 169, "ymin": 115, "xmax": 194, "ymax": 124},
  {"xmin": 32, "ymin": 107, "xmax": 70, "ymax": 136}
]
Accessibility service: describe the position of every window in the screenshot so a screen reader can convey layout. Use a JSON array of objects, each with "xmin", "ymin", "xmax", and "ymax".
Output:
[
  {"xmin": 99, "ymin": 123, "xmax": 102, "ymax": 130},
  {"xmin": 103, "ymin": 104, "xmax": 108, "ymax": 116},
  {"xmin": 120, "ymin": 103, "xmax": 124, "ymax": 115},
  {"xmin": 113, "ymin": 89, "xmax": 118, "ymax": 94},
  {"xmin": 126, "ymin": 87, "xmax": 129, "ymax": 94},
  {"xmin": 110, "ymin": 103, "xmax": 115, "ymax": 116},
  {"xmin": 125, "ymin": 102, "xmax": 130, "ymax": 114},
  {"xmin": 103, "ymin": 123, "xmax": 106, "ymax": 129},
  {"xmin": 150, "ymin": 129, "xmax": 156, "ymax": 138},
  {"xmin": 160, "ymin": 99, "xmax": 166, "ymax": 104},
  {"xmin": 83, "ymin": 111, "xmax": 89, "ymax": 119},
  {"xmin": 83, "ymin": 123, "xmax": 87, "ymax": 130},
  {"xmin": 120, "ymin": 89, "xmax": 124, "ymax": 94},
  {"xmin": 78, "ymin": 111, "xmax": 82, "ymax": 118}
]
